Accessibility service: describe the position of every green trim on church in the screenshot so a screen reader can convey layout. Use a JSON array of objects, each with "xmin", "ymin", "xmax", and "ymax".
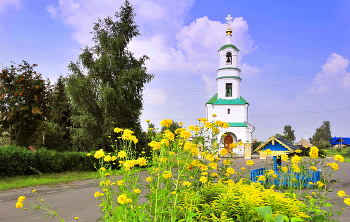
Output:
[
  {"xmin": 217, "ymin": 67, "xmax": 241, "ymax": 72},
  {"xmin": 216, "ymin": 76, "xmax": 241, "ymax": 80},
  {"xmin": 228, "ymin": 122, "xmax": 247, "ymax": 127},
  {"xmin": 206, "ymin": 94, "xmax": 248, "ymax": 105},
  {"xmin": 219, "ymin": 44, "xmax": 240, "ymax": 51}
]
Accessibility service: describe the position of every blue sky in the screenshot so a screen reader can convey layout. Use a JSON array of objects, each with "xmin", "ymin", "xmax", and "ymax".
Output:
[{"xmin": 1, "ymin": 0, "xmax": 349, "ymax": 142}]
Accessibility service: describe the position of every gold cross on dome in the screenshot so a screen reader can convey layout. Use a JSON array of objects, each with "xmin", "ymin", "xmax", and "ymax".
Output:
[{"xmin": 225, "ymin": 14, "xmax": 233, "ymax": 25}]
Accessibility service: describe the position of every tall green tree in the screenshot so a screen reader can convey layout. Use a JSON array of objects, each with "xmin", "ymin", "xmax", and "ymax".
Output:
[
  {"xmin": 67, "ymin": 0, "xmax": 154, "ymax": 151},
  {"xmin": 44, "ymin": 75, "xmax": 72, "ymax": 151},
  {"xmin": 310, "ymin": 121, "xmax": 332, "ymax": 149},
  {"xmin": 0, "ymin": 61, "xmax": 51, "ymax": 147},
  {"xmin": 283, "ymin": 125, "xmax": 296, "ymax": 142}
]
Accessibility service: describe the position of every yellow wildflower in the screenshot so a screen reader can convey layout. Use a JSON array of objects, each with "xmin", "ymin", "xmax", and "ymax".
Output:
[
  {"xmin": 75, "ymin": 217, "xmax": 79, "ymax": 220},
  {"xmin": 117, "ymin": 194, "xmax": 129, "ymax": 204},
  {"xmin": 163, "ymin": 171, "xmax": 172, "ymax": 179},
  {"xmin": 200, "ymin": 176, "xmax": 208, "ymax": 183},
  {"xmin": 146, "ymin": 119, "xmax": 150, "ymax": 123},
  {"xmin": 100, "ymin": 167, "xmax": 106, "ymax": 172},
  {"xmin": 246, "ymin": 160, "xmax": 255, "ymax": 166},
  {"xmin": 18, "ymin": 196, "xmax": 26, "ymax": 202},
  {"xmin": 180, "ymin": 130, "xmax": 192, "ymax": 139},
  {"xmin": 337, "ymin": 190, "xmax": 346, "ymax": 197},
  {"xmin": 291, "ymin": 155, "xmax": 302, "ymax": 164},
  {"xmin": 281, "ymin": 154, "xmax": 288, "ymax": 162},
  {"xmin": 134, "ymin": 189, "xmax": 141, "ymax": 194},
  {"xmin": 326, "ymin": 162, "xmax": 339, "ymax": 171},
  {"xmin": 309, "ymin": 146, "xmax": 319, "ymax": 159},
  {"xmin": 295, "ymin": 149, "xmax": 302, "ymax": 153},
  {"xmin": 316, "ymin": 181, "xmax": 325, "ymax": 188},
  {"xmin": 345, "ymin": 198, "xmax": 350, "ymax": 206},
  {"xmin": 32, "ymin": 189, "xmax": 36, "ymax": 193},
  {"xmin": 15, "ymin": 202, "xmax": 23, "ymax": 208},
  {"xmin": 265, "ymin": 149, "xmax": 272, "ymax": 155},
  {"xmin": 146, "ymin": 177, "xmax": 152, "ymax": 182},
  {"xmin": 212, "ymin": 172, "xmax": 219, "ymax": 177},
  {"xmin": 117, "ymin": 151, "xmax": 127, "ymax": 159},
  {"xmin": 114, "ymin": 127, "xmax": 123, "ymax": 133},
  {"xmin": 179, "ymin": 122, "xmax": 183, "ymax": 126},
  {"xmin": 230, "ymin": 143, "xmax": 237, "ymax": 149},
  {"xmin": 220, "ymin": 149, "xmax": 228, "ymax": 156},
  {"xmin": 209, "ymin": 162, "xmax": 218, "ymax": 169},
  {"xmin": 87, "ymin": 153, "xmax": 91, "ymax": 156},
  {"xmin": 258, "ymin": 175, "xmax": 266, "ymax": 182},
  {"xmin": 104, "ymin": 155, "xmax": 112, "ymax": 162},
  {"xmin": 160, "ymin": 119, "xmax": 172, "ymax": 128},
  {"xmin": 201, "ymin": 118, "xmax": 208, "ymax": 123},
  {"xmin": 226, "ymin": 167, "xmax": 235, "ymax": 174},
  {"xmin": 94, "ymin": 149, "xmax": 105, "ymax": 159},
  {"xmin": 238, "ymin": 141, "xmax": 243, "ymax": 146},
  {"xmin": 310, "ymin": 166, "xmax": 317, "ymax": 171},
  {"xmin": 117, "ymin": 180, "xmax": 124, "ymax": 186},
  {"xmin": 183, "ymin": 181, "xmax": 191, "ymax": 187},
  {"xmin": 334, "ymin": 155, "xmax": 344, "ymax": 162},
  {"xmin": 223, "ymin": 159, "xmax": 232, "ymax": 165}
]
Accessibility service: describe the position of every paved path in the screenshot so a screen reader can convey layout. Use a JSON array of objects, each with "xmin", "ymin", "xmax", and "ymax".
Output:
[{"xmin": 1, "ymin": 157, "xmax": 350, "ymax": 222}]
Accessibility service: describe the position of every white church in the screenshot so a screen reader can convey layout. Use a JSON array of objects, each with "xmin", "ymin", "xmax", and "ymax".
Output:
[{"xmin": 205, "ymin": 15, "xmax": 255, "ymax": 156}]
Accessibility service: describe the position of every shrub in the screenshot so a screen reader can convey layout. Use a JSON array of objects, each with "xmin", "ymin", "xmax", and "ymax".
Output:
[{"xmin": 176, "ymin": 180, "xmax": 309, "ymax": 221}]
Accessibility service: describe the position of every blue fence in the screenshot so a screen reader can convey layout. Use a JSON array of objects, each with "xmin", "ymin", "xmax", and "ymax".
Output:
[{"xmin": 250, "ymin": 167, "xmax": 321, "ymax": 188}]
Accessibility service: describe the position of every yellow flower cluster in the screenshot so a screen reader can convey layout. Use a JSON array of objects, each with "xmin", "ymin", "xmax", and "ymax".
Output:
[
  {"xmin": 309, "ymin": 146, "xmax": 319, "ymax": 159},
  {"xmin": 334, "ymin": 155, "xmax": 344, "ymax": 162},
  {"xmin": 160, "ymin": 119, "xmax": 172, "ymax": 128},
  {"xmin": 326, "ymin": 162, "xmax": 339, "ymax": 171},
  {"xmin": 281, "ymin": 154, "xmax": 289, "ymax": 162},
  {"xmin": 162, "ymin": 171, "xmax": 172, "ymax": 179},
  {"xmin": 114, "ymin": 127, "xmax": 123, "ymax": 133},
  {"xmin": 220, "ymin": 148, "xmax": 228, "ymax": 156},
  {"xmin": 246, "ymin": 160, "xmax": 255, "ymax": 166},
  {"xmin": 117, "ymin": 151, "xmax": 127, "ymax": 158},
  {"xmin": 94, "ymin": 149, "xmax": 105, "ymax": 159},
  {"xmin": 180, "ymin": 130, "xmax": 192, "ymax": 139},
  {"xmin": 15, "ymin": 196, "xmax": 26, "ymax": 208},
  {"xmin": 291, "ymin": 164, "xmax": 301, "ymax": 173},
  {"xmin": 291, "ymin": 155, "xmax": 302, "ymax": 164},
  {"xmin": 310, "ymin": 166, "xmax": 317, "ymax": 171},
  {"xmin": 148, "ymin": 141, "xmax": 161, "ymax": 150},
  {"xmin": 337, "ymin": 190, "xmax": 346, "ymax": 197},
  {"xmin": 183, "ymin": 181, "xmax": 191, "ymax": 187},
  {"xmin": 117, "ymin": 194, "xmax": 132, "ymax": 204},
  {"xmin": 121, "ymin": 129, "xmax": 138, "ymax": 143},
  {"xmin": 226, "ymin": 167, "xmax": 235, "ymax": 175},
  {"xmin": 229, "ymin": 143, "xmax": 238, "ymax": 149}
]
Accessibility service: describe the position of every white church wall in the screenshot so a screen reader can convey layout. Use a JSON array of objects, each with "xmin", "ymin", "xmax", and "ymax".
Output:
[
  {"xmin": 217, "ymin": 68, "xmax": 240, "ymax": 79},
  {"xmin": 206, "ymin": 104, "xmax": 247, "ymax": 123}
]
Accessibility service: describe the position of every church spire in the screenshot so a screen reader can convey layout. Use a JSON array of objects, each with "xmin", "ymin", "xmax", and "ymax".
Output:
[{"xmin": 225, "ymin": 14, "xmax": 233, "ymax": 44}]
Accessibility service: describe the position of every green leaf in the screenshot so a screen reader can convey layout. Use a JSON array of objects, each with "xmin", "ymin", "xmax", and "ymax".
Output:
[
  {"xmin": 265, "ymin": 213, "xmax": 276, "ymax": 222},
  {"xmin": 274, "ymin": 214, "xmax": 284, "ymax": 222},
  {"xmin": 255, "ymin": 206, "xmax": 273, "ymax": 218},
  {"xmin": 291, "ymin": 217, "xmax": 304, "ymax": 222}
]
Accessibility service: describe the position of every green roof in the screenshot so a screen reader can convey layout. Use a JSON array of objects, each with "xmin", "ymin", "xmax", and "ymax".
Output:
[
  {"xmin": 219, "ymin": 44, "xmax": 239, "ymax": 51},
  {"xmin": 206, "ymin": 93, "xmax": 218, "ymax": 104},
  {"xmin": 216, "ymin": 76, "xmax": 241, "ymax": 80},
  {"xmin": 217, "ymin": 67, "xmax": 241, "ymax": 72},
  {"xmin": 228, "ymin": 122, "xmax": 247, "ymax": 127},
  {"xmin": 206, "ymin": 94, "xmax": 248, "ymax": 105}
]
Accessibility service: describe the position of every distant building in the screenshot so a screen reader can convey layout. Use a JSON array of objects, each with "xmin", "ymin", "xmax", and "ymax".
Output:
[
  {"xmin": 295, "ymin": 138, "xmax": 313, "ymax": 156},
  {"xmin": 330, "ymin": 137, "xmax": 350, "ymax": 148}
]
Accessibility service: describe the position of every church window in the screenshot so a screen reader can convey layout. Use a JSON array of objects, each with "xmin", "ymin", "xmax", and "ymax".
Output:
[
  {"xmin": 226, "ymin": 83, "xmax": 232, "ymax": 97},
  {"xmin": 228, "ymin": 109, "xmax": 230, "ymax": 114},
  {"xmin": 226, "ymin": 52, "xmax": 232, "ymax": 65}
]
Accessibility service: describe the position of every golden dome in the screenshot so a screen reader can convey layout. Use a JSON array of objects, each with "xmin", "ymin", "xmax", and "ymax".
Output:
[{"xmin": 226, "ymin": 27, "xmax": 232, "ymax": 34}]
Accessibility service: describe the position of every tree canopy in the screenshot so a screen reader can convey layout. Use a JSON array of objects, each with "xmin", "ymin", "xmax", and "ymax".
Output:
[
  {"xmin": 0, "ymin": 61, "xmax": 51, "ymax": 147},
  {"xmin": 283, "ymin": 125, "xmax": 296, "ymax": 142},
  {"xmin": 310, "ymin": 121, "xmax": 332, "ymax": 149},
  {"xmin": 66, "ymin": 0, "xmax": 154, "ymax": 151}
]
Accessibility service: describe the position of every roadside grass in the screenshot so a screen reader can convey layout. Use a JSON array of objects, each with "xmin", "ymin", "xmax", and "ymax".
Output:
[
  {"xmin": 0, "ymin": 167, "xmax": 149, "ymax": 191},
  {"xmin": 0, "ymin": 157, "xmax": 173, "ymax": 191}
]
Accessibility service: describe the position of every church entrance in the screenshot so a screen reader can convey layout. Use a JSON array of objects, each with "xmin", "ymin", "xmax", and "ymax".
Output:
[{"xmin": 224, "ymin": 135, "xmax": 233, "ymax": 153}]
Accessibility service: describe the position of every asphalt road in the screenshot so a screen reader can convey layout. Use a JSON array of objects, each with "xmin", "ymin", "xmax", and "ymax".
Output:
[{"xmin": 1, "ymin": 156, "xmax": 350, "ymax": 222}]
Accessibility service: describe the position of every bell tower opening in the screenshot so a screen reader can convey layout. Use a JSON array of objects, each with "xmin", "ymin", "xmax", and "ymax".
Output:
[
  {"xmin": 226, "ymin": 51, "xmax": 232, "ymax": 65},
  {"xmin": 226, "ymin": 83, "xmax": 232, "ymax": 97}
]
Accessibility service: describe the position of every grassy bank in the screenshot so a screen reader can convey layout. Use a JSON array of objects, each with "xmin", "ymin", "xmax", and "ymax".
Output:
[{"xmin": 0, "ymin": 168, "xmax": 150, "ymax": 191}]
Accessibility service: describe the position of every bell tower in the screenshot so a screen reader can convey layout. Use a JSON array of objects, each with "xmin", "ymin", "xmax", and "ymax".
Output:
[
  {"xmin": 205, "ymin": 14, "xmax": 255, "ymax": 156},
  {"xmin": 217, "ymin": 14, "xmax": 241, "ymax": 100}
]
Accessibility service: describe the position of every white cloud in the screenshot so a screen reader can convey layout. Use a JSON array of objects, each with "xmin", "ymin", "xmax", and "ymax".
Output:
[
  {"xmin": 308, "ymin": 53, "xmax": 350, "ymax": 93},
  {"xmin": 143, "ymin": 88, "xmax": 167, "ymax": 105},
  {"xmin": 241, "ymin": 63, "xmax": 261, "ymax": 78},
  {"xmin": 0, "ymin": 0, "xmax": 21, "ymax": 11},
  {"xmin": 201, "ymin": 73, "xmax": 217, "ymax": 97}
]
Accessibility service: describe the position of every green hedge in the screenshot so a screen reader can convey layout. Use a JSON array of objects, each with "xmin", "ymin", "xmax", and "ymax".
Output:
[{"xmin": 0, "ymin": 146, "xmax": 103, "ymax": 177}]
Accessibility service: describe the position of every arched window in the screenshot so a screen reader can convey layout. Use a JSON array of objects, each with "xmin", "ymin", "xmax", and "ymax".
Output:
[
  {"xmin": 226, "ymin": 52, "xmax": 232, "ymax": 65},
  {"xmin": 226, "ymin": 83, "xmax": 232, "ymax": 97}
]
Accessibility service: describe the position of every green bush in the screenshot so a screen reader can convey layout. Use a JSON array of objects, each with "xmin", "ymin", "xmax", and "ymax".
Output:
[
  {"xmin": 176, "ymin": 180, "xmax": 309, "ymax": 222},
  {"xmin": 0, "ymin": 145, "xmax": 101, "ymax": 177}
]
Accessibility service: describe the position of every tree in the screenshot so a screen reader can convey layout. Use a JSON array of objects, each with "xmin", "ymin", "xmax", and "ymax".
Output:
[
  {"xmin": 43, "ymin": 75, "xmax": 72, "ymax": 151},
  {"xmin": 0, "ymin": 61, "xmax": 51, "ymax": 147},
  {"xmin": 66, "ymin": 0, "xmax": 154, "ymax": 151},
  {"xmin": 310, "ymin": 121, "xmax": 332, "ymax": 150},
  {"xmin": 283, "ymin": 125, "xmax": 296, "ymax": 143}
]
